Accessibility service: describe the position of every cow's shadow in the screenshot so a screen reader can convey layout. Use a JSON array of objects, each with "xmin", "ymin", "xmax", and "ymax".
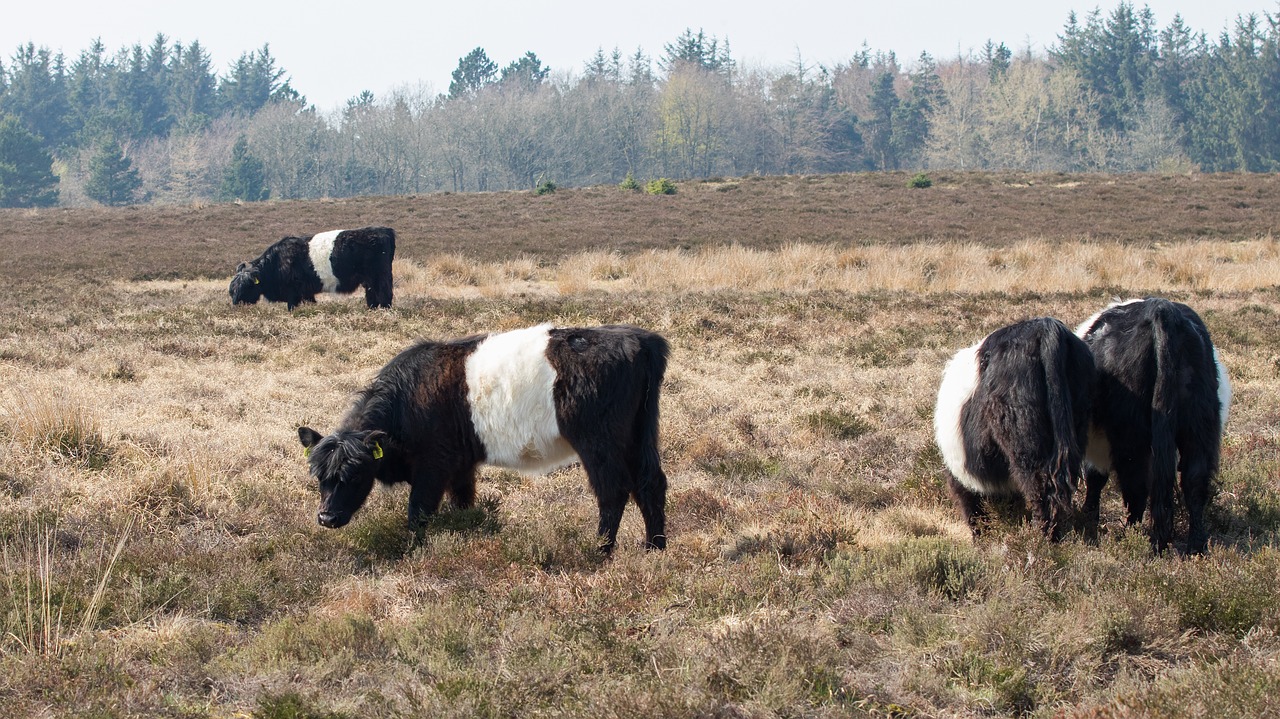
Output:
[
  {"xmin": 1070, "ymin": 484, "xmax": 1279, "ymax": 556},
  {"xmin": 963, "ymin": 485, "xmax": 1277, "ymax": 556},
  {"xmin": 341, "ymin": 490, "xmax": 504, "ymax": 562}
]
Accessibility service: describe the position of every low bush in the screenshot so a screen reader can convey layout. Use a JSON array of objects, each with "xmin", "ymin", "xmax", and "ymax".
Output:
[{"xmin": 645, "ymin": 178, "xmax": 677, "ymax": 195}]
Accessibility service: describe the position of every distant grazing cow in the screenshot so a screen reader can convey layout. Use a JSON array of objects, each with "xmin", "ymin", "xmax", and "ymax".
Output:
[
  {"xmin": 934, "ymin": 317, "xmax": 1095, "ymax": 539},
  {"xmin": 297, "ymin": 323, "xmax": 671, "ymax": 554},
  {"xmin": 1075, "ymin": 298, "xmax": 1231, "ymax": 553},
  {"xmin": 229, "ymin": 226, "xmax": 395, "ymax": 310}
]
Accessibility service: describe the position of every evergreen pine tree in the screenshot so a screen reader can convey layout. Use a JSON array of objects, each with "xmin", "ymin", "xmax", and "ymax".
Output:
[
  {"xmin": 219, "ymin": 44, "xmax": 299, "ymax": 115},
  {"xmin": 219, "ymin": 135, "xmax": 269, "ymax": 201},
  {"xmin": 982, "ymin": 40, "xmax": 1013, "ymax": 83},
  {"xmin": 0, "ymin": 115, "xmax": 59, "ymax": 207},
  {"xmin": 448, "ymin": 48, "xmax": 498, "ymax": 98},
  {"xmin": 865, "ymin": 72, "xmax": 900, "ymax": 170},
  {"xmin": 84, "ymin": 138, "xmax": 142, "ymax": 205},
  {"xmin": 499, "ymin": 52, "xmax": 550, "ymax": 91},
  {"xmin": 1, "ymin": 44, "xmax": 73, "ymax": 149},
  {"xmin": 891, "ymin": 53, "xmax": 946, "ymax": 163},
  {"xmin": 660, "ymin": 28, "xmax": 733, "ymax": 75}
]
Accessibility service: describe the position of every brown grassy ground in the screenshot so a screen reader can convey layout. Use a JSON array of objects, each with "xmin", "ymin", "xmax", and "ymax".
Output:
[
  {"xmin": 2, "ymin": 174, "xmax": 1280, "ymax": 718},
  {"xmin": 2, "ymin": 171, "xmax": 1279, "ymax": 285}
]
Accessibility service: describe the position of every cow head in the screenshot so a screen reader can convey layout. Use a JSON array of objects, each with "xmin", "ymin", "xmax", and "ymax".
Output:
[
  {"xmin": 228, "ymin": 262, "xmax": 263, "ymax": 305},
  {"xmin": 298, "ymin": 426, "xmax": 387, "ymax": 528}
]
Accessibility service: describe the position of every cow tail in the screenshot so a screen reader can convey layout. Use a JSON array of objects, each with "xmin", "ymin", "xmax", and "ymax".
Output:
[
  {"xmin": 1150, "ymin": 303, "xmax": 1179, "ymax": 502},
  {"xmin": 636, "ymin": 333, "xmax": 671, "ymax": 486},
  {"xmin": 1040, "ymin": 322, "xmax": 1079, "ymax": 509}
]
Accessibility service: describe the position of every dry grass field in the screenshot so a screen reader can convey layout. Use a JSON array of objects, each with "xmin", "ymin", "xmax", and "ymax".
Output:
[{"xmin": 2, "ymin": 173, "xmax": 1279, "ymax": 717}]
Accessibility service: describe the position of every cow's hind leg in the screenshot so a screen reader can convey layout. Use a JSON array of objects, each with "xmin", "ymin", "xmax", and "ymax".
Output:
[
  {"xmin": 1081, "ymin": 466, "xmax": 1109, "ymax": 542},
  {"xmin": 947, "ymin": 473, "xmax": 987, "ymax": 538},
  {"xmin": 631, "ymin": 445, "xmax": 668, "ymax": 550},
  {"xmin": 1178, "ymin": 450, "xmax": 1216, "ymax": 555},
  {"xmin": 580, "ymin": 451, "xmax": 631, "ymax": 555},
  {"xmin": 1178, "ymin": 410, "xmax": 1222, "ymax": 554}
]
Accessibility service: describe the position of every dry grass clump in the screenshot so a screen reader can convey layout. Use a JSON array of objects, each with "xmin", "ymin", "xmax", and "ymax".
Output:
[
  {"xmin": 394, "ymin": 255, "xmax": 547, "ymax": 298},
  {"xmin": 4, "ymin": 393, "xmax": 113, "ymax": 471}
]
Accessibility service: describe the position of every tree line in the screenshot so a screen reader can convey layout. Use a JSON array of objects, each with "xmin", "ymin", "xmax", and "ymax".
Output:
[{"xmin": 1, "ymin": 3, "xmax": 1279, "ymax": 208}]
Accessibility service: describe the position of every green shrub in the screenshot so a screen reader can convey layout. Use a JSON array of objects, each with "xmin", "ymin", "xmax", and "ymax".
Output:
[
  {"xmin": 645, "ymin": 177, "xmax": 677, "ymax": 195},
  {"xmin": 859, "ymin": 537, "xmax": 989, "ymax": 601},
  {"xmin": 345, "ymin": 507, "xmax": 416, "ymax": 562},
  {"xmin": 698, "ymin": 452, "xmax": 782, "ymax": 481},
  {"xmin": 254, "ymin": 691, "xmax": 350, "ymax": 719},
  {"xmin": 1159, "ymin": 548, "xmax": 1280, "ymax": 636},
  {"xmin": 618, "ymin": 173, "xmax": 640, "ymax": 191},
  {"xmin": 908, "ymin": 172, "xmax": 932, "ymax": 189},
  {"xmin": 534, "ymin": 178, "xmax": 556, "ymax": 195},
  {"xmin": 802, "ymin": 409, "xmax": 872, "ymax": 440}
]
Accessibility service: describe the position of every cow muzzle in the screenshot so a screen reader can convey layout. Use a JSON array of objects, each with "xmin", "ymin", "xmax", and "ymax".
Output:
[{"xmin": 317, "ymin": 510, "xmax": 350, "ymax": 529}]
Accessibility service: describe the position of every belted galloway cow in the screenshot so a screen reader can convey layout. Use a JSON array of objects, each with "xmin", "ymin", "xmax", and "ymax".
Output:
[
  {"xmin": 230, "ymin": 226, "xmax": 395, "ymax": 309},
  {"xmin": 298, "ymin": 323, "xmax": 671, "ymax": 554},
  {"xmin": 934, "ymin": 317, "xmax": 1095, "ymax": 539},
  {"xmin": 1076, "ymin": 298, "xmax": 1230, "ymax": 553}
]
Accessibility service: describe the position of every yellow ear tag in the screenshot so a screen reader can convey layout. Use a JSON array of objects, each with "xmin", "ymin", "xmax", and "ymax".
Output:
[
  {"xmin": 253, "ymin": 278, "xmax": 260, "ymax": 285},
  {"xmin": 303, "ymin": 446, "xmax": 311, "ymax": 458},
  {"xmin": 372, "ymin": 442, "xmax": 384, "ymax": 460}
]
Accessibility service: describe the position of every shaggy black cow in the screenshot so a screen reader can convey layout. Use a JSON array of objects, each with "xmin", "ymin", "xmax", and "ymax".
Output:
[
  {"xmin": 1076, "ymin": 298, "xmax": 1231, "ymax": 553},
  {"xmin": 934, "ymin": 317, "xmax": 1095, "ymax": 538},
  {"xmin": 229, "ymin": 226, "xmax": 395, "ymax": 309},
  {"xmin": 297, "ymin": 323, "xmax": 671, "ymax": 554}
]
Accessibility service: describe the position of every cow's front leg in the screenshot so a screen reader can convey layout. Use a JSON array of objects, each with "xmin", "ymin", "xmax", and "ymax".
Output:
[{"xmin": 408, "ymin": 477, "xmax": 446, "ymax": 528}]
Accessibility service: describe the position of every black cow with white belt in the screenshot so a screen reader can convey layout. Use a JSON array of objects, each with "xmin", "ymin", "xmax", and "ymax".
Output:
[
  {"xmin": 934, "ymin": 317, "xmax": 1095, "ymax": 539},
  {"xmin": 229, "ymin": 226, "xmax": 395, "ymax": 310},
  {"xmin": 1076, "ymin": 298, "xmax": 1231, "ymax": 553},
  {"xmin": 297, "ymin": 323, "xmax": 671, "ymax": 554}
]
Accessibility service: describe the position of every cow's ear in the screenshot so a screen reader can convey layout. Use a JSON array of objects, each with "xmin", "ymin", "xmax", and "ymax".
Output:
[
  {"xmin": 298, "ymin": 427, "xmax": 323, "ymax": 449},
  {"xmin": 363, "ymin": 430, "xmax": 388, "ymax": 457}
]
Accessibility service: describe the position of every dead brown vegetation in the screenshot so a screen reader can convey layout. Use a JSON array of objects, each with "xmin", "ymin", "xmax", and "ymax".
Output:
[
  {"xmin": 2, "ymin": 171, "xmax": 1278, "ymax": 285},
  {"xmin": 2, "ymin": 173, "xmax": 1279, "ymax": 717}
]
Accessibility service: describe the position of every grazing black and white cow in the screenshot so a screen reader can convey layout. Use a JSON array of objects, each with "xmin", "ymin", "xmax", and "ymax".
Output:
[
  {"xmin": 934, "ymin": 317, "xmax": 1095, "ymax": 539},
  {"xmin": 1075, "ymin": 298, "xmax": 1231, "ymax": 554},
  {"xmin": 297, "ymin": 323, "xmax": 671, "ymax": 554},
  {"xmin": 229, "ymin": 226, "xmax": 395, "ymax": 310}
]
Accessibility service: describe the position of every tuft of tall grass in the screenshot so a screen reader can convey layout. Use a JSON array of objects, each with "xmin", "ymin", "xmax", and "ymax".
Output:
[
  {"xmin": 8, "ymin": 394, "xmax": 113, "ymax": 470},
  {"xmin": 1, "ymin": 513, "xmax": 133, "ymax": 655}
]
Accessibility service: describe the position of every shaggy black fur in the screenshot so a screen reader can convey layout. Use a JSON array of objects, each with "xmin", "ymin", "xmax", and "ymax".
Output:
[
  {"xmin": 947, "ymin": 317, "xmax": 1095, "ymax": 539},
  {"xmin": 298, "ymin": 325, "xmax": 671, "ymax": 554},
  {"xmin": 546, "ymin": 326, "xmax": 670, "ymax": 551},
  {"xmin": 1078, "ymin": 298, "xmax": 1227, "ymax": 554},
  {"xmin": 229, "ymin": 226, "xmax": 395, "ymax": 309}
]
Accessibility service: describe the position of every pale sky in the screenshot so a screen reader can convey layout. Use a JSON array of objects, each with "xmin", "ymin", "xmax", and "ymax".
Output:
[{"xmin": 3, "ymin": 1, "xmax": 1275, "ymax": 111}]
